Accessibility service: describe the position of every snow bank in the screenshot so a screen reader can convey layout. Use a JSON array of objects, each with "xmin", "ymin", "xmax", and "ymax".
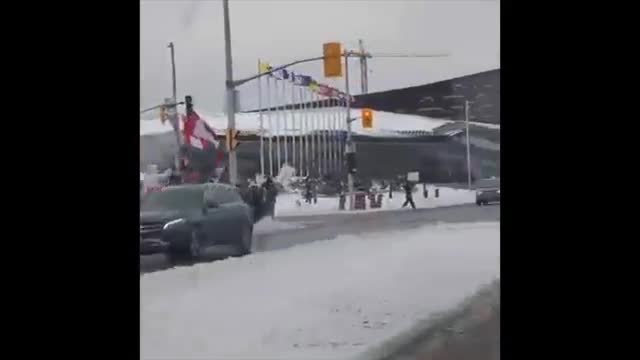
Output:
[
  {"xmin": 140, "ymin": 108, "xmax": 451, "ymax": 137},
  {"xmin": 141, "ymin": 221, "xmax": 500, "ymax": 360},
  {"xmin": 469, "ymin": 121, "xmax": 500, "ymax": 130},
  {"xmin": 275, "ymin": 186, "xmax": 476, "ymax": 217}
]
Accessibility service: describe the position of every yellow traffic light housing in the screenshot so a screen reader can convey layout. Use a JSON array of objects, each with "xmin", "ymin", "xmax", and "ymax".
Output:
[
  {"xmin": 362, "ymin": 108, "xmax": 373, "ymax": 128},
  {"xmin": 159, "ymin": 106, "xmax": 168, "ymax": 124},
  {"xmin": 226, "ymin": 128, "xmax": 240, "ymax": 152},
  {"xmin": 323, "ymin": 42, "xmax": 343, "ymax": 78}
]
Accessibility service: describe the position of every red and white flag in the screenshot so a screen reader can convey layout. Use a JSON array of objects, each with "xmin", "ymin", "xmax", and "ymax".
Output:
[{"xmin": 182, "ymin": 111, "xmax": 219, "ymax": 150}]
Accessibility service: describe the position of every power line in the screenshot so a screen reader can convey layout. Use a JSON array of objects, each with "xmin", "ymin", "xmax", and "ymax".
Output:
[{"xmin": 370, "ymin": 53, "xmax": 449, "ymax": 58}]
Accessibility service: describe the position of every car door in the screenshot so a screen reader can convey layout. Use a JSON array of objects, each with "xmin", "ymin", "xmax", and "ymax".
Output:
[
  {"xmin": 201, "ymin": 186, "xmax": 232, "ymax": 245},
  {"xmin": 205, "ymin": 186, "xmax": 235, "ymax": 244},
  {"xmin": 225, "ymin": 188, "xmax": 251, "ymax": 235},
  {"xmin": 217, "ymin": 188, "xmax": 247, "ymax": 243}
]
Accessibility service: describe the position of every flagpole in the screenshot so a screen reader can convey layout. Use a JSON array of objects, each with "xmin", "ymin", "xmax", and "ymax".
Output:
[
  {"xmin": 339, "ymin": 97, "xmax": 345, "ymax": 175},
  {"xmin": 258, "ymin": 59, "xmax": 265, "ymax": 177},
  {"xmin": 304, "ymin": 88, "xmax": 310, "ymax": 177},
  {"xmin": 282, "ymin": 78, "xmax": 288, "ymax": 168},
  {"xmin": 290, "ymin": 79, "xmax": 296, "ymax": 174},
  {"xmin": 311, "ymin": 91, "xmax": 317, "ymax": 178},
  {"xmin": 329, "ymin": 98, "xmax": 338, "ymax": 174},
  {"xmin": 316, "ymin": 92, "xmax": 322, "ymax": 176},
  {"xmin": 333, "ymin": 97, "xmax": 339, "ymax": 175},
  {"xmin": 316, "ymin": 93, "xmax": 322, "ymax": 177},
  {"xmin": 333, "ymin": 99, "xmax": 342, "ymax": 172},
  {"xmin": 299, "ymin": 87, "xmax": 308, "ymax": 176},
  {"xmin": 323, "ymin": 97, "xmax": 329, "ymax": 175},
  {"xmin": 323, "ymin": 97, "xmax": 329, "ymax": 176},
  {"xmin": 327, "ymin": 97, "xmax": 332, "ymax": 175},
  {"xmin": 267, "ymin": 75, "xmax": 274, "ymax": 177},
  {"xmin": 275, "ymin": 77, "xmax": 282, "ymax": 175}
]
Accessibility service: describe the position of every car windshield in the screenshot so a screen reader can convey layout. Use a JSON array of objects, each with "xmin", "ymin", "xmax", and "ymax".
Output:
[
  {"xmin": 475, "ymin": 178, "xmax": 500, "ymax": 189},
  {"xmin": 141, "ymin": 187, "xmax": 203, "ymax": 211}
]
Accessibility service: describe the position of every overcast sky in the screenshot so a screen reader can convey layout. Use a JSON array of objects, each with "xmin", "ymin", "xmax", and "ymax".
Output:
[{"xmin": 140, "ymin": 0, "xmax": 499, "ymax": 115}]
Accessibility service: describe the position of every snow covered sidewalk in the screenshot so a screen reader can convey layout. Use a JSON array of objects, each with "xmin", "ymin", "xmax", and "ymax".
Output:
[
  {"xmin": 275, "ymin": 186, "xmax": 476, "ymax": 217},
  {"xmin": 141, "ymin": 221, "xmax": 500, "ymax": 360}
]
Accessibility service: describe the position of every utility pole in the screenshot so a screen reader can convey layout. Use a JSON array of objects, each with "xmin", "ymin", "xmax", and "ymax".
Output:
[
  {"xmin": 222, "ymin": 0, "xmax": 238, "ymax": 185},
  {"xmin": 169, "ymin": 42, "xmax": 177, "ymax": 104},
  {"xmin": 358, "ymin": 39, "xmax": 369, "ymax": 94},
  {"xmin": 465, "ymin": 100, "xmax": 472, "ymax": 189},
  {"xmin": 344, "ymin": 51, "xmax": 355, "ymax": 210},
  {"xmin": 167, "ymin": 42, "xmax": 182, "ymax": 173}
]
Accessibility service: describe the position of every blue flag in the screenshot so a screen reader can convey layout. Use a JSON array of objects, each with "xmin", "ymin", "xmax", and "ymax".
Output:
[{"xmin": 293, "ymin": 75, "xmax": 311, "ymax": 86}]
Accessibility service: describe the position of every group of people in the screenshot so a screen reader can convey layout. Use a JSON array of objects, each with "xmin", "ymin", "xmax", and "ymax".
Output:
[{"xmin": 242, "ymin": 176, "xmax": 278, "ymax": 220}]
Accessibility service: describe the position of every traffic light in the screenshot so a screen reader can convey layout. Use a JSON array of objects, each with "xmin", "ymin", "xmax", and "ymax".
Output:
[
  {"xmin": 323, "ymin": 42, "xmax": 342, "ymax": 78},
  {"xmin": 185, "ymin": 95, "xmax": 193, "ymax": 114},
  {"xmin": 226, "ymin": 128, "xmax": 240, "ymax": 152},
  {"xmin": 346, "ymin": 152, "xmax": 357, "ymax": 174},
  {"xmin": 361, "ymin": 108, "xmax": 373, "ymax": 128},
  {"xmin": 159, "ymin": 106, "xmax": 168, "ymax": 124}
]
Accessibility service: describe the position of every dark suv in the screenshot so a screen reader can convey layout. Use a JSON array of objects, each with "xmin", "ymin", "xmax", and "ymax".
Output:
[
  {"xmin": 475, "ymin": 178, "xmax": 500, "ymax": 206},
  {"xmin": 140, "ymin": 183, "xmax": 254, "ymax": 259}
]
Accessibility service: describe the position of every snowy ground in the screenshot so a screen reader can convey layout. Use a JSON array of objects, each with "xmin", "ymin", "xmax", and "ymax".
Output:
[
  {"xmin": 141, "ymin": 221, "xmax": 500, "ymax": 360},
  {"xmin": 253, "ymin": 217, "xmax": 307, "ymax": 235},
  {"xmin": 140, "ymin": 108, "xmax": 452, "ymax": 137},
  {"xmin": 276, "ymin": 186, "xmax": 476, "ymax": 217},
  {"xmin": 467, "ymin": 121, "xmax": 501, "ymax": 130}
]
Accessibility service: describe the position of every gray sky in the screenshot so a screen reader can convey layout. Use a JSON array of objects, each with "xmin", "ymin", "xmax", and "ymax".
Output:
[{"xmin": 140, "ymin": 0, "xmax": 499, "ymax": 115}]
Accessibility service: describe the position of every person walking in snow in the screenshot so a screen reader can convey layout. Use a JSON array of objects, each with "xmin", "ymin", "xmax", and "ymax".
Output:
[
  {"xmin": 304, "ymin": 177, "xmax": 313, "ymax": 204},
  {"xmin": 262, "ymin": 176, "xmax": 277, "ymax": 218},
  {"xmin": 402, "ymin": 180, "xmax": 416, "ymax": 209}
]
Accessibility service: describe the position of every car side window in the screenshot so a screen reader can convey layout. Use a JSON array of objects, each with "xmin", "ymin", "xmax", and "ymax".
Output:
[
  {"xmin": 210, "ymin": 187, "xmax": 230, "ymax": 205},
  {"xmin": 204, "ymin": 187, "xmax": 217, "ymax": 205}
]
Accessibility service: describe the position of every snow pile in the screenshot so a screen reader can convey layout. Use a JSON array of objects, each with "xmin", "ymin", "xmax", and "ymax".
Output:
[
  {"xmin": 275, "ymin": 186, "xmax": 476, "ymax": 217},
  {"xmin": 141, "ymin": 221, "xmax": 500, "ymax": 360},
  {"xmin": 140, "ymin": 108, "xmax": 452, "ymax": 137},
  {"xmin": 469, "ymin": 121, "xmax": 500, "ymax": 130},
  {"xmin": 275, "ymin": 163, "xmax": 297, "ymax": 189}
]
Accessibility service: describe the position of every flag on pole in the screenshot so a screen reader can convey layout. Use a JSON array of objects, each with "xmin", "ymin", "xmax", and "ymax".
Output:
[
  {"xmin": 182, "ymin": 111, "xmax": 219, "ymax": 150},
  {"xmin": 309, "ymin": 80, "xmax": 319, "ymax": 92},
  {"xmin": 318, "ymin": 84, "xmax": 332, "ymax": 97},
  {"xmin": 293, "ymin": 75, "xmax": 312, "ymax": 86},
  {"xmin": 258, "ymin": 59, "xmax": 265, "ymax": 176},
  {"xmin": 273, "ymin": 68, "xmax": 289, "ymax": 80},
  {"xmin": 259, "ymin": 61, "xmax": 273, "ymax": 74}
]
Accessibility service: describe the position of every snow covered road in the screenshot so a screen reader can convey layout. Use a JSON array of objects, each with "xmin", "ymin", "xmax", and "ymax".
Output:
[
  {"xmin": 141, "ymin": 221, "xmax": 500, "ymax": 360},
  {"xmin": 275, "ymin": 187, "xmax": 477, "ymax": 218},
  {"xmin": 140, "ymin": 203, "xmax": 499, "ymax": 273}
]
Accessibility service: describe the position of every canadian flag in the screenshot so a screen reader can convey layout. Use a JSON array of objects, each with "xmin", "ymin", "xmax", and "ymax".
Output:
[{"xmin": 182, "ymin": 111, "xmax": 219, "ymax": 150}]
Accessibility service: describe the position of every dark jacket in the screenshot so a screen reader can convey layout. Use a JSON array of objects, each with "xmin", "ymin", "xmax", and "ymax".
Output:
[{"xmin": 403, "ymin": 182, "xmax": 414, "ymax": 196}]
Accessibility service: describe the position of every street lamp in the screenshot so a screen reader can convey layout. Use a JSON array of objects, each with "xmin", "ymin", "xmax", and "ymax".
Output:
[{"xmin": 465, "ymin": 100, "xmax": 473, "ymax": 189}]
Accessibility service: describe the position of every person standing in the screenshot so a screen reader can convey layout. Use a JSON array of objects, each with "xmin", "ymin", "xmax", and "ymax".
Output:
[
  {"xmin": 262, "ymin": 176, "xmax": 277, "ymax": 218},
  {"xmin": 304, "ymin": 177, "xmax": 313, "ymax": 204}
]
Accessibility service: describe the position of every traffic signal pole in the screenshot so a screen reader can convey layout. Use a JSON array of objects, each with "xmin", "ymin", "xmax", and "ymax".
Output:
[
  {"xmin": 344, "ymin": 51, "xmax": 355, "ymax": 210},
  {"xmin": 168, "ymin": 42, "xmax": 182, "ymax": 173},
  {"xmin": 222, "ymin": 0, "xmax": 238, "ymax": 185}
]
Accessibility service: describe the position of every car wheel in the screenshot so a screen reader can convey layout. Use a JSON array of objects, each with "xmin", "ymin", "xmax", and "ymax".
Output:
[
  {"xmin": 238, "ymin": 224, "xmax": 253, "ymax": 255},
  {"xmin": 169, "ymin": 229, "xmax": 202, "ymax": 263},
  {"xmin": 188, "ymin": 229, "xmax": 202, "ymax": 260},
  {"xmin": 476, "ymin": 200, "xmax": 482, "ymax": 206}
]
